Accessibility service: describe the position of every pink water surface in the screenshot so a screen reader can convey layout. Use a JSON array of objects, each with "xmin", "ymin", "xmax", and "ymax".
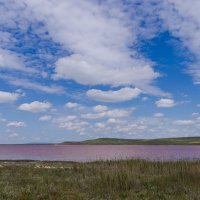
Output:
[{"xmin": 0, "ymin": 145, "xmax": 200, "ymax": 162}]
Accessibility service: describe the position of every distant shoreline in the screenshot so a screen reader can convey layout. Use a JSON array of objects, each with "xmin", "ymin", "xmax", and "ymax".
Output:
[
  {"xmin": 60, "ymin": 137, "xmax": 200, "ymax": 145},
  {"xmin": 1, "ymin": 136, "xmax": 200, "ymax": 145}
]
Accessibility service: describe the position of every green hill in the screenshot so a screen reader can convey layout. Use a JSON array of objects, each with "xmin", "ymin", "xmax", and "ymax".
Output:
[{"xmin": 61, "ymin": 137, "xmax": 200, "ymax": 145}]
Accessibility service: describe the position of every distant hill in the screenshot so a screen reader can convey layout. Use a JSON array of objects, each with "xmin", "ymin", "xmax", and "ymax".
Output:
[{"xmin": 60, "ymin": 137, "xmax": 200, "ymax": 145}]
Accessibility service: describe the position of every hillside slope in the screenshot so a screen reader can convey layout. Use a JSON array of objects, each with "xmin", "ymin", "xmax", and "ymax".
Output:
[{"xmin": 61, "ymin": 137, "xmax": 200, "ymax": 145}]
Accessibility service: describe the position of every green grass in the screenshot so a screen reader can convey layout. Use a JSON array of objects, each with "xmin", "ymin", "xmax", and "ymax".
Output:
[
  {"xmin": 1, "ymin": 160, "xmax": 200, "ymax": 199},
  {"xmin": 61, "ymin": 137, "xmax": 200, "ymax": 145}
]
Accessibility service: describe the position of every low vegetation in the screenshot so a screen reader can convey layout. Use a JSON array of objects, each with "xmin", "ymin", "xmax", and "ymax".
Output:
[{"xmin": 0, "ymin": 159, "xmax": 200, "ymax": 199}]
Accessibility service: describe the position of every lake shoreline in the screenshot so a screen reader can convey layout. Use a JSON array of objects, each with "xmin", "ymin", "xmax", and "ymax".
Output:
[{"xmin": 1, "ymin": 157, "xmax": 200, "ymax": 163}]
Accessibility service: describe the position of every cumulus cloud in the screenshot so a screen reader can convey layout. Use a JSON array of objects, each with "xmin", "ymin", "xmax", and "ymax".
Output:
[
  {"xmin": 9, "ymin": 133, "xmax": 19, "ymax": 138},
  {"xmin": 7, "ymin": 121, "xmax": 26, "ymax": 127},
  {"xmin": 0, "ymin": 91, "xmax": 20, "ymax": 103},
  {"xmin": 173, "ymin": 120, "xmax": 195, "ymax": 126},
  {"xmin": 93, "ymin": 105, "xmax": 108, "ymax": 112},
  {"xmin": 155, "ymin": 98, "xmax": 176, "ymax": 108},
  {"xmin": 82, "ymin": 108, "xmax": 132, "ymax": 119},
  {"xmin": 0, "ymin": 48, "xmax": 35, "ymax": 73},
  {"xmin": 152, "ymin": 0, "xmax": 200, "ymax": 84},
  {"xmin": 107, "ymin": 118, "xmax": 124, "ymax": 125},
  {"xmin": 53, "ymin": 112, "xmax": 200, "ymax": 138},
  {"xmin": 33, "ymin": 101, "xmax": 200, "ymax": 138},
  {"xmin": 54, "ymin": 54, "xmax": 158, "ymax": 88},
  {"xmin": 2, "ymin": 0, "xmax": 200, "ymax": 141},
  {"xmin": 106, "ymin": 109, "xmax": 133, "ymax": 118},
  {"xmin": 87, "ymin": 87, "xmax": 141, "ymax": 103},
  {"xmin": 39, "ymin": 115, "xmax": 52, "ymax": 121},
  {"xmin": 154, "ymin": 113, "xmax": 164, "ymax": 117},
  {"xmin": 6, "ymin": 0, "xmax": 161, "ymax": 93},
  {"xmin": 95, "ymin": 122, "xmax": 106, "ymax": 129},
  {"xmin": 0, "ymin": 117, "xmax": 6, "ymax": 123},
  {"xmin": 3, "ymin": 0, "xmax": 200, "ymax": 90},
  {"xmin": 53, "ymin": 115, "xmax": 88, "ymax": 132},
  {"xmin": 142, "ymin": 97, "xmax": 148, "ymax": 101},
  {"xmin": 65, "ymin": 102, "xmax": 80, "ymax": 109},
  {"xmin": 18, "ymin": 101, "xmax": 52, "ymax": 112}
]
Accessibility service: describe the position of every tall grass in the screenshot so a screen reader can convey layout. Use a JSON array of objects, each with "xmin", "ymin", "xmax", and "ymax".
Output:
[{"xmin": 0, "ymin": 160, "xmax": 200, "ymax": 199}]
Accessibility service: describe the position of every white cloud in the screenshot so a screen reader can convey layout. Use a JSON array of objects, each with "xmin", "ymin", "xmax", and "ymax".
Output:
[
  {"xmin": 9, "ymin": 133, "xmax": 19, "ymax": 138},
  {"xmin": 0, "ymin": 113, "xmax": 6, "ymax": 123},
  {"xmin": 7, "ymin": 121, "xmax": 26, "ymax": 127},
  {"xmin": 0, "ymin": 31, "xmax": 13, "ymax": 46},
  {"xmin": 39, "ymin": 115, "xmax": 52, "ymax": 121},
  {"xmin": 9, "ymin": 0, "xmax": 161, "ymax": 93},
  {"xmin": 53, "ymin": 115, "xmax": 88, "ymax": 132},
  {"xmin": 6, "ymin": 77, "xmax": 64, "ymax": 94},
  {"xmin": 107, "ymin": 118, "xmax": 118, "ymax": 124},
  {"xmin": 18, "ymin": 101, "xmax": 52, "ymax": 113},
  {"xmin": 173, "ymin": 120, "xmax": 195, "ymax": 126},
  {"xmin": 154, "ymin": 113, "xmax": 164, "ymax": 117},
  {"xmin": 33, "ymin": 101, "xmax": 200, "ymax": 138},
  {"xmin": 107, "ymin": 118, "xmax": 124, "ymax": 125},
  {"xmin": 155, "ymin": 1, "xmax": 200, "ymax": 84},
  {"xmin": 192, "ymin": 112, "xmax": 199, "ymax": 116},
  {"xmin": 0, "ymin": 48, "xmax": 35, "ymax": 73},
  {"xmin": 81, "ymin": 112, "xmax": 105, "ymax": 120},
  {"xmin": 82, "ymin": 108, "xmax": 132, "ymax": 119},
  {"xmin": 142, "ymin": 97, "xmax": 148, "ymax": 101},
  {"xmin": 2, "ymin": 1, "xmax": 200, "ymax": 141},
  {"xmin": 93, "ymin": 105, "xmax": 108, "ymax": 112},
  {"xmin": 155, "ymin": 98, "xmax": 176, "ymax": 108},
  {"xmin": 0, "ymin": 118, "xmax": 6, "ymax": 123},
  {"xmin": 65, "ymin": 102, "xmax": 80, "ymax": 109},
  {"xmin": 87, "ymin": 87, "xmax": 141, "ymax": 103},
  {"xmin": 106, "ymin": 109, "xmax": 132, "ymax": 118},
  {"xmin": 54, "ymin": 54, "xmax": 158, "ymax": 88},
  {"xmin": 95, "ymin": 122, "xmax": 105, "ymax": 129},
  {"xmin": 0, "ymin": 91, "xmax": 20, "ymax": 103}
]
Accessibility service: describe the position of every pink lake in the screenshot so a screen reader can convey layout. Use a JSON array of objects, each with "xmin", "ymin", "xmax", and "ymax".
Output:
[{"xmin": 0, "ymin": 145, "xmax": 200, "ymax": 162}]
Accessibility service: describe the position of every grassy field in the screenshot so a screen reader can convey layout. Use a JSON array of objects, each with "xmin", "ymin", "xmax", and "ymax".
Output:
[
  {"xmin": 0, "ymin": 160, "xmax": 200, "ymax": 200},
  {"xmin": 61, "ymin": 137, "xmax": 200, "ymax": 145}
]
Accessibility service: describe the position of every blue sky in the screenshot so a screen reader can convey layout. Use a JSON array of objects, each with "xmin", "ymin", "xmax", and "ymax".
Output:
[{"xmin": 1, "ymin": 0, "xmax": 200, "ymax": 143}]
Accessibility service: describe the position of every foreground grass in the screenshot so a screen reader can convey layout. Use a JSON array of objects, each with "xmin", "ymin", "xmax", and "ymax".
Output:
[{"xmin": 0, "ymin": 160, "xmax": 200, "ymax": 199}]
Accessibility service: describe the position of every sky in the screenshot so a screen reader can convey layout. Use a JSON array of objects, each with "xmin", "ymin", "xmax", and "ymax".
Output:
[{"xmin": 1, "ymin": 0, "xmax": 200, "ymax": 143}]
